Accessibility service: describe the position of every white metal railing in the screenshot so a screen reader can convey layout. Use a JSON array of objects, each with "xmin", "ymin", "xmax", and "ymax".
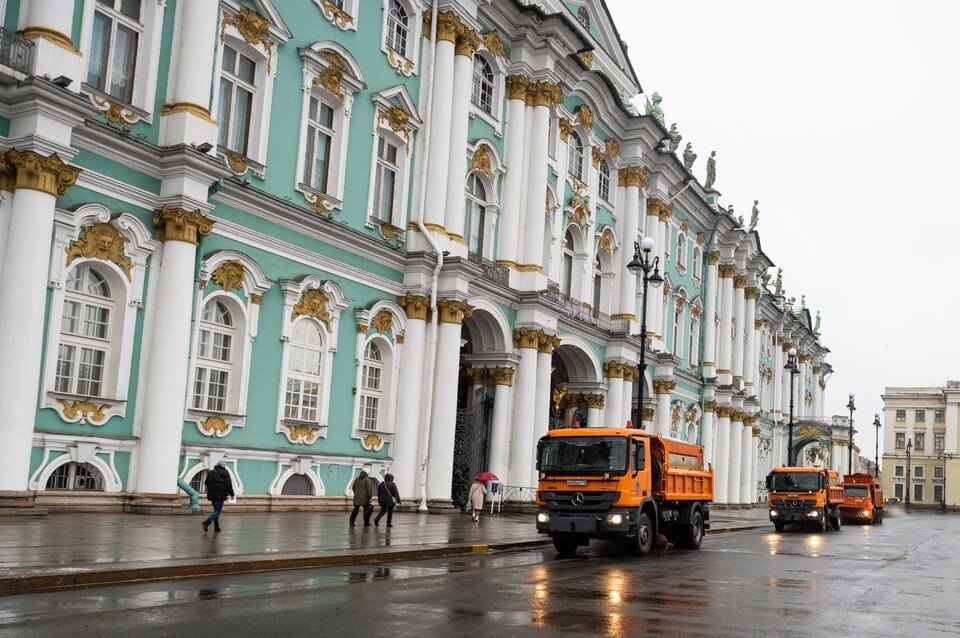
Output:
[{"xmin": 491, "ymin": 484, "xmax": 536, "ymax": 514}]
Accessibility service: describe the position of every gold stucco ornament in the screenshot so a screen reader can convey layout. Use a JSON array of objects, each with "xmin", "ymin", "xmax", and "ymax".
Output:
[
  {"xmin": 66, "ymin": 223, "xmax": 132, "ymax": 281},
  {"xmin": 58, "ymin": 399, "xmax": 110, "ymax": 424},
  {"xmin": 211, "ymin": 260, "xmax": 245, "ymax": 293},
  {"xmin": 292, "ymin": 288, "xmax": 332, "ymax": 330},
  {"xmin": 370, "ymin": 308, "xmax": 394, "ymax": 334}
]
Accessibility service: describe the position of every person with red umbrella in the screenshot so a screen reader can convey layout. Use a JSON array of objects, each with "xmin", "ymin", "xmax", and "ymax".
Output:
[{"xmin": 468, "ymin": 473, "xmax": 495, "ymax": 522}]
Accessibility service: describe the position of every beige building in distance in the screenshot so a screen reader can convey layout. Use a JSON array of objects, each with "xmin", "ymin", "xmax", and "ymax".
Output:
[{"xmin": 882, "ymin": 383, "xmax": 960, "ymax": 510}]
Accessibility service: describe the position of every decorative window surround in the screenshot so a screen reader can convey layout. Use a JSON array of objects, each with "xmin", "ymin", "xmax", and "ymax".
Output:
[
  {"xmin": 352, "ymin": 301, "xmax": 406, "ymax": 451},
  {"xmin": 269, "ymin": 457, "xmax": 327, "ymax": 496},
  {"xmin": 314, "ymin": 0, "xmax": 358, "ymax": 31},
  {"xmin": 188, "ymin": 251, "xmax": 273, "ymax": 437},
  {"xmin": 41, "ymin": 204, "xmax": 158, "ymax": 426},
  {"xmin": 380, "ymin": 0, "xmax": 425, "ymax": 76},
  {"xmin": 365, "ymin": 85, "xmax": 422, "ymax": 233},
  {"xmin": 276, "ymin": 275, "xmax": 351, "ymax": 444},
  {"xmin": 465, "ymin": 140, "xmax": 504, "ymax": 260},
  {"xmin": 78, "ymin": 0, "xmax": 167, "ymax": 125},
  {"xmin": 29, "ymin": 436, "xmax": 126, "ymax": 493},
  {"xmin": 297, "ymin": 42, "xmax": 366, "ymax": 214},
  {"xmin": 468, "ymin": 50, "xmax": 507, "ymax": 135},
  {"xmin": 180, "ymin": 452, "xmax": 244, "ymax": 496}
]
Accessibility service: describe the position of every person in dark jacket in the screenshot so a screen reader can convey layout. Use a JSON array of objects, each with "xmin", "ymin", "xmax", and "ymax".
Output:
[
  {"xmin": 349, "ymin": 470, "xmax": 374, "ymax": 527},
  {"xmin": 374, "ymin": 473, "xmax": 401, "ymax": 527},
  {"xmin": 202, "ymin": 460, "xmax": 234, "ymax": 533}
]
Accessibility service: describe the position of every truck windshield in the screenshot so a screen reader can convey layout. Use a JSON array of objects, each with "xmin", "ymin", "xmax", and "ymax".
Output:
[
  {"xmin": 844, "ymin": 485, "xmax": 869, "ymax": 497},
  {"xmin": 538, "ymin": 437, "xmax": 628, "ymax": 475},
  {"xmin": 769, "ymin": 472, "xmax": 820, "ymax": 491}
]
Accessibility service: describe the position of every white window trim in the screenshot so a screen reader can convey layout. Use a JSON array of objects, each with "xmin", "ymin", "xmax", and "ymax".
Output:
[
  {"xmin": 41, "ymin": 205, "xmax": 158, "ymax": 425},
  {"xmin": 29, "ymin": 439, "xmax": 125, "ymax": 493},
  {"xmin": 380, "ymin": 0, "xmax": 424, "ymax": 77},
  {"xmin": 314, "ymin": 0, "xmax": 359, "ymax": 31},
  {"xmin": 186, "ymin": 251, "xmax": 273, "ymax": 436},
  {"xmin": 78, "ymin": 0, "xmax": 166, "ymax": 121},
  {"xmin": 296, "ymin": 42, "xmax": 366, "ymax": 212},
  {"xmin": 179, "ymin": 451, "xmax": 244, "ymax": 495},
  {"xmin": 468, "ymin": 51, "xmax": 506, "ymax": 136},
  {"xmin": 276, "ymin": 276, "xmax": 351, "ymax": 443},
  {"xmin": 352, "ymin": 302, "xmax": 406, "ymax": 450},
  {"xmin": 365, "ymin": 86, "xmax": 422, "ymax": 231}
]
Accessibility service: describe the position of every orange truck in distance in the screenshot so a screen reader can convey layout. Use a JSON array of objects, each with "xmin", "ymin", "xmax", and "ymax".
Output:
[
  {"xmin": 766, "ymin": 466, "xmax": 844, "ymax": 532},
  {"xmin": 535, "ymin": 427, "xmax": 714, "ymax": 556},
  {"xmin": 841, "ymin": 473, "xmax": 884, "ymax": 524}
]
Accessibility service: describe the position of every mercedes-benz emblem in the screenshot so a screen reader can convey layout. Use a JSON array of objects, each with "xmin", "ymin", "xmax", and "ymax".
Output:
[{"xmin": 572, "ymin": 493, "xmax": 585, "ymax": 506}]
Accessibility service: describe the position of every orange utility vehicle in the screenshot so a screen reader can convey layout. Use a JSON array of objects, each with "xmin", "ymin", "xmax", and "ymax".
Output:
[
  {"xmin": 840, "ymin": 473, "xmax": 884, "ymax": 524},
  {"xmin": 535, "ymin": 427, "xmax": 714, "ymax": 556},
  {"xmin": 766, "ymin": 466, "xmax": 844, "ymax": 532}
]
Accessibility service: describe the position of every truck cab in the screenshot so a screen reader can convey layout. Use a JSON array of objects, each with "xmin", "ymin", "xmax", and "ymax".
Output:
[
  {"xmin": 841, "ymin": 473, "xmax": 884, "ymax": 524},
  {"xmin": 535, "ymin": 427, "xmax": 713, "ymax": 556},
  {"xmin": 766, "ymin": 467, "xmax": 844, "ymax": 533}
]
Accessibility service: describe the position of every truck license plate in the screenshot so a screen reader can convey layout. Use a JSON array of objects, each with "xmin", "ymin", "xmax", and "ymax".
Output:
[{"xmin": 566, "ymin": 480, "xmax": 587, "ymax": 486}]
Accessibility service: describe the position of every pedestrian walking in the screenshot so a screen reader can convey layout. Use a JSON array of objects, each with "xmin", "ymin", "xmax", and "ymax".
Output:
[
  {"xmin": 202, "ymin": 460, "xmax": 234, "ymax": 533},
  {"xmin": 374, "ymin": 473, "xmax": 401, "ymax": 527},
  {"xmin": 468, "ymin": 477, "xmax": 487, "ymax": 523},
  {"xmin": 349, "ymin": 469, "xmax": 374, "ymax": 527}
]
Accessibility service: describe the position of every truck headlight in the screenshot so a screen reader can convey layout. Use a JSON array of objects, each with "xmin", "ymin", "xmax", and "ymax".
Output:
[
  {"xmin": 537, "ymin": 513, "xmax": 549, "ymax": 524},
  {"xmin": 862, "ymin": 509, "xmax": 871, "ymax": 517},
  {"xmin": 605, "ymin": 513, "xmax": 623, "ymax": 526},
  {"xmin": 807, "ymin": 509, "xmax": 820, "ymax": 518},
  {"xmin": 770, "ymin": 510, "xmax": 778, "ymax": 517}
]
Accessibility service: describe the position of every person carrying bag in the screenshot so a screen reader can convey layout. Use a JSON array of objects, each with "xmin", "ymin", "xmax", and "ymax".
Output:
[{"xmin": 374, "ymin": 473, "xmax": 401, "ymax": 527}]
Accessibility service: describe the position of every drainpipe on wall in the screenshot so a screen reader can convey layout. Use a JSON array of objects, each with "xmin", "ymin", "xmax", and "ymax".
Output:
[
  {"xmin": 177, "ymin": 477, "xmax": 201, "ymax": 513},
  {"xmin": 415, "ymin": 0, "xmax": 442, "ymax": 512}
]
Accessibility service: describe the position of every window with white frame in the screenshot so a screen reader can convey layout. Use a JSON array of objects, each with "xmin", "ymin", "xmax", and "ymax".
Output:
[
  {"xmin": 935, "ymin": 465, "xmax": 944, "ymax": 479},
  {"xmin": 676, "ymin": 233, "xmax": 686, "ymax": 268},
  {"xmin": 373, "ymin": 135, "xmax": 400, "ymax": 222},
  {"xmin": 45, "ymin": 462, "xmax": 104, "ymax": 491},
  {"xmin": 692, "ymin": 246, "xmax": 702, "ymax": 278},
  {"xmin": 302, "ymin": 96, "xmax": 335, "ymax": 193},
  {"xmin": 672, "ymin": 306, "xmax": 683, "ymax": 358},
  {"xmin": 218, "ymin": 44, "xmax": 257, "ymax": 156},
  {"xmin": 385, "ymin": 0, "xmax": 409, "ymax": 58},
  {"xmin": 592, "ymin": 254, "xmax": 602, "ymax": 311},
  {"xmin": 192, "ymin": 299, "xmax": 236, "ymax": 412},
  {"xmin": 284, "ymin": 320, "xmax": 324, "ymax": 423},
  {"xmin": 464, "ymin": 173, "xmax": 488, "ymax": 255},
  {"xmin": 471, "ymin": 55, "xmax": 494, "ymax": 114},
  {"xmin": 561, "ymin": 230, "xmax": 575, "ymax": 296},
  {"xmin": 914, "ymin": 465, "xmax": 924, "ymax": 478},
  {"xmin": 914, "ymin": 483, "xmax": 923, "ymax": 502},
  {"xmin": 689, "ymin": 312, "xmax": 700, "ymax": 364},
  {"xmin": 359, "ymin": 341, "xmax": 384, "ymax": 430},
  {"xmin": 896, "ymin": 409, "xmax": 905, "ymax": 421},
  {"xmin": 915, "ymin": 432, "xmax": 925, "ymax": 450},
  {"xmin": 56, "ymin": 266, "xmax": 114, "ymax": 398},
  {"xmin": 935, "ymin": 432, "xmax": 945, "ymax": 450},
  {"xmin": 86, "ymin": 0, "xmax": 143, "ymax": 103},
  {"xmin": 894, "ymin": 483, "xmax": 903, "ymax": 499},
  {"xmin": 568, "ymin": 131, "xmax": 585, "ymax": 182},
  {"xmin": 934, "ymin": 484, "xmax": 944, "ymax": 503},
  {"xmin": 598, "ymin": 159, "xmax": 611, "ymax": 202}
]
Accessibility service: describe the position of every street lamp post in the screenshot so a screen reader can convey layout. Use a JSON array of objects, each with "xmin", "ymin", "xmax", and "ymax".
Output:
[
  {"xmin": 784, "ymin": 348, "xmax": 800, "ymax": 465},
  {"xmin": 905, "ymin": 439, "xmax": 912, "ymax": 514},
  {"xmin": 873, "ymin": 414, "xmax": 881, "ymax": 478},
  {"xmin": 627, "ymin": 238, "xmax": 663, "ymax": 429},
  {"xmin": 939, "ymin": 452, "xmax": 954, "ymax": 513},
  {"xmin": 846, "ymin": 394, "xmax": 856, "ymax": 476}
]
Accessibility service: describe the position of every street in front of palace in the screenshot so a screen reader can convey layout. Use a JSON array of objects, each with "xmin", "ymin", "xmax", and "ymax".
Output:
[{"xmin": 0, "ymin": 510, "xmax": 956, "ymax": 637}]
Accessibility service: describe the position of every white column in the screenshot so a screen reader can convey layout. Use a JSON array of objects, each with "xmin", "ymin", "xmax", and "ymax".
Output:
[
  {"xmin": 740, "ymin": 420, "xmax": 753, "ymax": 503},
  {"xmin": 728, "ymin": 414, "xmax": 743, "ymax": 504},
  {"xmin": 703, "ymin": 252, "xmax": 719, "ymax": 377},
  {"xmin": 159, "ymin": 0, "xmax": 219, "ymax": 147},
  {"xmin": 744, "ymin": 288, "xmax": 758, "ymax": 396},
  {"xmin": 797, "ymin": 359, "xmax": 808, "ymax": 419},
  {"xmin": 717, "ymin": 265, "xmax": 734, "ymax": 385},
  {"xmin": 0, "ymin": 187, "xmax": 13, "ymax": 282},
  {"xmin": 520, "ymin": 85, "xmax": 555, "ymax": 279},
  {"xmin": 508, "ymin": 333, "xmax": 539, "ymax": 487},
  {"xmin": 946, "ymin": 403, "xmax": 959, "ymax": 455},
  {"xmin": 18, "ymin": 0, "xmax": 82, "ymax": 83},
  {"xmin": 605, "ymin": 366, "xmax": 624, "ymax": 428},
  {"xmin": 423, "ymin": 18, "xmax": 458, "ymax": 231},
  {"xmin": 702, "ymin": 404, "xmax": 716, "ymax": 467},
  {"xmin": 586, "ymin": 394, "xmax": 603, "ymax": 428},
  {"xmin": 655, "ymin": 380, "xmax": 673, "ymax": 437},
  {"xmin": 773, "ymin": 342, "xmax": 783, "ymax": 423},
  {"xmin": 391, "ymin": 296, "xmax": 428, "ymax": 499},
  {"xmin": 442, "ymin": 33, "xmax": 478, "ymax": 250},
  {"xmin": 643, "ymin": 208, "xmax": 661, "ymax": 343},
  {"xmin": 732, "ymin": 276, "xmax": 746, "ymax": 384},
  {"xmin": 781, "ymin": 345, "xmax": 792, "ymax": 417},
  {"xmin": 425, "ymin": 303, "xmax": 468, "ymax": 501},
  {"xmin": 616, "ymin": 170, "xmax": 641, "ymax": 319},
  {"xmin": 621, "ymin": 373, "xmax": 635, "ymax": 429},
  {"xmin": 0, "ymin": 159, "xmax": 78, "ymax": 490},
  {"xmin": 714, "ymin": 411, "xmax": 730, "ymax": 503},
  {"xmin": 529, "ymin": 343, "xmax": 554, "ymax": 487},
  {"xmin": 487, "ymin": 368, "xmax": 515, "ymax": 487},
  {"xmin": 654, "ymin": 212, "xmax": 669, "ymax": 347},
  {"xmin": 497, "ymin": 77, "xmax": 527, "ymax": 267},
  {"xmin": 134, "ymin": 210, "xmax": 212, "ymax": 494},
  {"xmin": 750, "ymin": 429, "xmax": 760, "ymax": 503}
]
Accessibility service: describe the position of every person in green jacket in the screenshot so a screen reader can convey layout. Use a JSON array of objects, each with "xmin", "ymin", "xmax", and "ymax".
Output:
[{"xmin": 349, "ymin": 470, "xmax": 374, "ymax": 527}]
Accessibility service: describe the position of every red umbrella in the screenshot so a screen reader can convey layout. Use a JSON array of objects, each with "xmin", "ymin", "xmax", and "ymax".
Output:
[{"xmin": 475, "ymin": 472, "xmax": 499, "ymax": 481}]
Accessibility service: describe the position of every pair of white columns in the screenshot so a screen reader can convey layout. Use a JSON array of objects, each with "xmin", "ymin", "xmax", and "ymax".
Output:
[
  {"xmin": 507, "ymin": 330, "xmax": 556, "ymax": 488},
  {"xmin": 702, "ymin": 253, "xmax": 719, "ymax": 377},
  {"xmin": 743, "ymin": 288, "xmax": 758, "ymax": 396},
  {"xmin": 603, "ymin": 362, "xmax": 638, "ymax": 428},
  {"xmin": 615, "ymin": 175, "xmax": 642, "ymax": 320},
  {"xmin": 717, "ymin": 265, "xmax": 735, "ymax": 385},
  {"xmin": 732, "ymin": 276, "xmax": 746, "ymax": 383}
]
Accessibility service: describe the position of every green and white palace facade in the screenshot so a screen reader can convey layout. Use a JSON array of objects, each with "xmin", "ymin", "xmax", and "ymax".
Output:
[{"xmin": 0, "ymin": 0, "xmax": 833, "ymax": 512}]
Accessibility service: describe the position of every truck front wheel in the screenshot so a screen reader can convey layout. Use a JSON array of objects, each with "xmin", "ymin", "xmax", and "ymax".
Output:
[
  {"xmin": 631, "ymin": 512, "xmax": 654, "ymax": 555},
  {"xmin": 773, "ymin": 521, "xmax": 785, "ymax": 533},
  {"xmin": 552, "ymin": 534, "xmax": 579, "ymax": 557}
]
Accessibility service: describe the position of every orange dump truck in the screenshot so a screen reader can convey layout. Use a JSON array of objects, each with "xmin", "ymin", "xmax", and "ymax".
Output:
[
  {"xmin": 766, "ymin": 466, "xmax": 844, "ymax": 532},
  {"xmin": 535, "ymin": 427, "xmax": 714, "ymax": 556},
  {"xmin": 841, "ymin": 473, "xmax": 884, "ymax": 524}
]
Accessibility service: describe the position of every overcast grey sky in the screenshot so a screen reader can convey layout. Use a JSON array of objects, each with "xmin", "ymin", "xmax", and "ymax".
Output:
[{"xmin": 608, "ymin": 0, "xmax": 960, "ymax": 460}]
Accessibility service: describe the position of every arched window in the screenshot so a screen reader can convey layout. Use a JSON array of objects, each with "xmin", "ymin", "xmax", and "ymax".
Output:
[
  {"xmin": 56, "ymin": 265, "xmax": 114, "ymax": 397},
  {"xmin": 689, "ymin": 312, "xmax": 700, "ymax": 364},
  {"xmin": 567, "ymin": 131, "xmax": 584, "ymax": 181},
  {"xmin": 471, "ymin": 55, "xmax": 494, "ymax": 114},
  {"xmin": 692, "ymin": 246, "xmax": 702, "ymax": 278},
  {"xmin": 592, "ymin": 254, "xmax": 602, "ymax": 310},
  {"xmin": 561, "ymin": 230, "xmax": 575, "ymax": 296},
  {"xmin": 676, "ymin": 233, "xmax": 686, "ymax": 268},
  {"xmin": 598, "ymin": 159, "xmax": 611, "ymax": 202},
  {"xmin": 673, "ymin": 306, "xmax": 684, "ymax": 357},
  {"xmin": 281, "ymin": 473, "xmax": 316, "ymax": 496},
  {"xmin": 189, "ymin": 470, "xmax": 208, "ymax": 493},
  {"xmin": 385, "ymin": 0, "xmax": 409, "ymax": 58},
  {"xmin": 192, "ymin": 299, "xmax": 236, "ymax": 412},
  {"xmin": 284, "ymin": 320, "xmax": 325, "ymax": 422},
  {"xmin": 359, "ymin": 341, "xmax": 385, "ymax": 430},
  {"xmin": 302, "ymin": 95, "xmax": 335, "ymax": 193},
  {"xmin": 45, "ymin": 462, "xmax": 104, "ymax": 491},
  {"xmin": 464, "ymin": 173, "xmax": 487, "ymax": 255}
]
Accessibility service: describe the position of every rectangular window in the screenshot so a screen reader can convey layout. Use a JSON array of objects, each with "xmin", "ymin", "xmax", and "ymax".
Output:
[
  {"xmin": 935, "ymin": 466, "xmax": 944, "ymax": 479},
  {"xmin": 284, "ymin": 378, "xmax": 320, "ymax": 422},
  {"xmin": 218, "ymin": 45, "xmax": 256, "ymax": 155},
  {"xmin": 893, "ymin": 483, "xmax": 903, "ymax": 499},
  {"xmin": 915, "ymin": 410, "xmax": 925, "ymax": 422},
  {"xmin": 373, "ymin": 137, "xmax": 399, "ymax": 221},
  {"xmin": 915, "ymin": 433, "xmax": 925, "ymax": 450},
  {"xmin": 935, "ymin": 409, "xmax": 945, "ymax": 422},
  {"xmin": 896, "ymin": 409, "xmax": 905, "ymax": 421},
  {"xmin": 193, "ymin": 367, "xmax": 228, "ymax": 412},
  {"xmin": 894, "ymin": 465, "xmax": 904, "ymax": 477},
  {"xmin": 76, "ymin": 348, "xmax": 105, "ymax": 397},
  {"xmin": 55, "ymin": 344, "xmax": 76, "ymax": 393},
  {"xmin": 303, "ymin": 97, "xmax": 335, "ymax": 193},
  {"xmin": 934, "ymin": 484, "xmax": 944, "ymax": 503},
  {"xmin": 61, "ymin": 300, "xmax": 81, "ymax": 334},
  {"xmin": 83, "ymin": 305, "xmax": 111, "ymax": 339},
  {"xmin": 914, "ymin": 465, "xmax": 924, "ymax": 478},
  {"xmin": 86, "ymin": 0, "xmax": 143, "ymax": 103},
  {"xmin": 895, "ymin": 432, "xmax": 905, "ymax": 449},
  {"xmin": 913, "ymin": 483, "xmax": 923, "ymax": 502},
  {"xmin": 935, "ymin": 433, "xmax": 945, "ymax": 450},
  {"xmin": 360, "ymin": 394, "xmax": 379, "ymax": 430}
]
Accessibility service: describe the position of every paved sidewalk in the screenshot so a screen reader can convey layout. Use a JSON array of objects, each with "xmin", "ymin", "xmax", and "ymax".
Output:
[{"xmin": 0, "ymin": 506, "xmax": 770, "ymax": 594}]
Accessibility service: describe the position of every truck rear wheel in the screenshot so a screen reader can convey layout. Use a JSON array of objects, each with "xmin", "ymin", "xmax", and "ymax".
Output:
[
  {"xmin": 830, "ymin": 509, "xmax": 842, "ymax": 531},
  {"xmin": 680, "ymin": 510, "xmax": 704, "ymax": 550},
  {"xmin": 552, "ymin": 534, "xmax": 579, "ymax": 557},
  {"xmin": 877, "ymin": 509, "xmax": 884, "ymax": 524},
  {"xmin": 631, "ymin": 512, "xmax": 654, "ymax": 555}
]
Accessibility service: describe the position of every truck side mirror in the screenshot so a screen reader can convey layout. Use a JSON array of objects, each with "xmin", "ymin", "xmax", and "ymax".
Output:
[
  {"xmin": 634, "ymin": 441, "xmax": 645, "ymax": 471},
  {"xmin": 820, "ymin": 474, "xmax": 827, "ymax": 489},
  {"xmin": 765, "ymin": 475, "xmax": 773, "ymax": 490},
  {"xmin": 535, "ymin": 439, "xmax": 545, "ymax": 471}
]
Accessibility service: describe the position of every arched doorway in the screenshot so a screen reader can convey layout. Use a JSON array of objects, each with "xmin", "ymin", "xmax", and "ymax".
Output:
[
  {"xmin": 790, "ymin": 422, "xmax": 830, "ymax": 467},
  {"xmin": 550, "ymin": 342, "xmax": 602, "ymax": 428}
]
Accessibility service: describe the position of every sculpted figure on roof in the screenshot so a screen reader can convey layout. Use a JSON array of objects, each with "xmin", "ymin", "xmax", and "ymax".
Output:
[
  {"xmin": 682, "ymin": 142, "xmax": 696, "ymax": 170},
  {"xmin": 644, "ymin": 92, "xmax": 664, "ymax": 125}
]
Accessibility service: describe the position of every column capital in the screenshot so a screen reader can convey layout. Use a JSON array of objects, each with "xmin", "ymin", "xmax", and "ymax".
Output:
[
  {"xmin": 397, "ymin": 292, "xmax": 431, "ymax": 321},
  {"xmin": 731, "ymin": 410, "xmax": 745, "ymax": 423},
  {"xmin": 733, "ymin": 274, "xmax": 748, "ymax": 289},
  {"xmin": 436, "ymin": 299, "xmax": 473, "ymax": 324},
  {"xmin": 744, "ymin": 286, "xmax": 759, "ymax": 299},
  {"xmin": 703, "ymin": 399, "xmax": 717, "ymax": 413},
  {"xmin": 505, "ymin": 74, "xmax": 530, "ymax": 101},
  {"xmin": 558, "ymin": 117, "xmax": 573, "ymax": 142},
  {"xmin": 618, "ymin": 165, "xmax": 649, "ymax": 188},
  {"xmin": 603, "ymin": 360, "xmax": 630, "ymax": 379},
  {"xmin": 718, "ymin": 263, "xmax": 737, "ymax": 278},
  {"xmin": 812, "ymin": 365, "xmax": 822, "ymax": 374},
  {"xmin": 0, "ymin": 150, "xmax": 82, "ymax": 197},
  {"xmin": 781, "ymin": 341, "xmax": 793, "ymax": 352},
  {"xmin": 152, "ymin": 206, "xmax": 214, "ymax": 244},
  {"xmin": 642, "ymin": 407, "xmax": 656, "ymax": 422},
  {"xmin": 454, "ymin": 27, "xmax": 482, "ymax": 57},
  {"xmin": 653, "ymin": 378, "xmax": 676, "ymax": 395},
  {"xmin": 752, "ymin": 426, "xmax": 762, "ymax": 437},
  {"xmin": 526, "ymin": 80, "xmax": 563, "ymax": 108},
  {"xmin": 537, "ymin": 332, "xmax": 561, "ymax": 354},
  {"xmin": 647, "ymin": 197, "xmax": 672, "ymax": 219},
  {"xmin": 754, "ymin": 318, "xmax": 764, "ymax": 330},
  {"xmin": 464, "ymin": 367, "xmax": 486, "ymax": 385},
  {"xmin": 488, "ymin": 366, "xmax": 515, "ymax": 387},
  {"xmin": 743, "ymin": 414, "xmax": 758, "ymax": 426},
  {"xmin": 583, "ymin": 393, "xmax": 605, "ymax": 409},
  {"xmin": 435, "ymin": 10, "xmax": 464, "ymax": 43},
  {"xmin": 716, "ymin": 406, "xmax": 734, "ymax": 419},
  {"xmin": 513, "ymin": 327, "xmax": 542, "ymax": 350},
  {"xmin": 708, "ymin": 250, "xmax": 720, "ymax": 265}
]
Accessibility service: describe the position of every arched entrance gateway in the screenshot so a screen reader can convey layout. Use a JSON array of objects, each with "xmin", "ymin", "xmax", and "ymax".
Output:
[
  {"xmin": 791, "ymin": 422, "xmax": 831, "ymax": 468},
  {"xmin": 549, "ymin": 342, "xmax": 604, "ymax": 429}
]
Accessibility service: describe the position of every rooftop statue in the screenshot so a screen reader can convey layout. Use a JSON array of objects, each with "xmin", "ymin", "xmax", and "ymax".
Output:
[
  {"xmin": 800, "ymin": 294, "xmax": 806, "ymax": 311},
  {"xmin": 737, "ymin": 215, "xmax": 744, "ymax": 227},
  {"xmin": 814, "ymin": 310, "xmax": 821, "ymax": 333},
  {"xmin": 667, "ymin": 123, "xmax": 681, "ymax": 152},
  {"xmin": 773, "ymin": 268, "xmax": 783, "ymax": 296},
  {"xmin": 682, "ymin": 142, "xmax": 696, "ymax": 170},
  {"xmin": 704, "ymin": 150, "xmax": 717, "ymax": 190},
  {"xmin": 644, "ymin": 92, "xmax": 664, "ymax": 125},
  {"xmin": 749, "ymin": 200, "xmax": 759, "ymax": 231},
  {"xmin": 761, "ymin": 271, "xmax": 771, "ymax": 286}
]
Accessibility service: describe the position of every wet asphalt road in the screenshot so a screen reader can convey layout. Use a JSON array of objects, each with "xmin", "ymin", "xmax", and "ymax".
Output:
[{"xmin": 0, "ymin": 510, "xmax": 956, "ymax": 637}]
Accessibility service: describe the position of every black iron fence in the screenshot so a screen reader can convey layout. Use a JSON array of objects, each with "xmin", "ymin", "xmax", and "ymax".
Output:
[
  {"xmin": 539, "ymin": 281, "xmax": 627, "ymax": 334},
  {"xmin": 467, "ymin": 251, "xmax": 510, "ymax": 287},
  {"xmin": 0, "ymin": 27, "xmax": 33, "ymax": 76}
]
